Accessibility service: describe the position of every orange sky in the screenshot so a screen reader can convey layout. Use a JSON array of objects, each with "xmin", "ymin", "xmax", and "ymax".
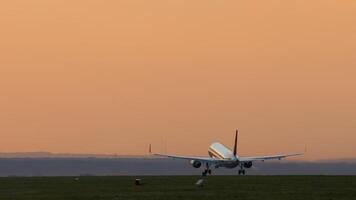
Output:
[{"xmin": 1, "ymin": 0, "xmax": 355, "ymax": 160}]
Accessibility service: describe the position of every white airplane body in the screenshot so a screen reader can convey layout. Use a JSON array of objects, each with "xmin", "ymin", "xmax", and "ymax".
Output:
[{"xmin": 154, "ymin": 130, "xmax": 302, "ymax": 175}]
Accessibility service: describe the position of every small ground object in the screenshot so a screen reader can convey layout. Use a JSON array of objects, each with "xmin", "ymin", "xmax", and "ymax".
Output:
[
  {"xmin": 196, "ymin": 179, "xmax": 204, "ymax": 187},
  {"xmin": 74, "ymin": 177, "xmax": 80, "ymax": 181},
  {"xmin": 135, "ymin": 178, "xmax": 143, "ymax": 186}
]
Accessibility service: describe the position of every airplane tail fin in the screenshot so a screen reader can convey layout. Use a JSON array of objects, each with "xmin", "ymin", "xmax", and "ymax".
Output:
[{"xmin": 233, "ymin": 129, "xmax": 239, "ymax": 156}]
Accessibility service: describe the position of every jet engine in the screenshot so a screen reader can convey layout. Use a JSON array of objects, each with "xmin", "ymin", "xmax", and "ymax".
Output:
[
  {"xmin": 190, "ymin": 160, "xmax": 202, "ymax": 168},
  {"xmin": 243, "ymin": 161, "xmax": 253, "ymax": 168}
]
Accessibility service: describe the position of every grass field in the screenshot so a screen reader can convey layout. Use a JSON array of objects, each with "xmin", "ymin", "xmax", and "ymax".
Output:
[{"xmin": 1, "ymin": 176, "xmax": 356, "ymax": 200}]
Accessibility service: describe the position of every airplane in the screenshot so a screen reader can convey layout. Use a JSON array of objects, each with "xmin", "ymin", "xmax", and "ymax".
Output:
[{"xmin": 151, "ymin": 130, "xmax": 303, "ymax": 176}]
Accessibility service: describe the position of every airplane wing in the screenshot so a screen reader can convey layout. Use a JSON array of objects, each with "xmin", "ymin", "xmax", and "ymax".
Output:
[
  {"xmin": 238, "ymin": 153, "xmax": 303, "ymax": 162},
  {"xmin": 153, "ymin": 153, "xmax": 224, "ymax": 163}
]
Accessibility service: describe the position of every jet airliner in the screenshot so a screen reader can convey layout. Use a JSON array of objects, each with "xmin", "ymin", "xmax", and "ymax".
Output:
[{"xmin": 152, "ymin": 130, "xmax": 302, "ymax": 176}]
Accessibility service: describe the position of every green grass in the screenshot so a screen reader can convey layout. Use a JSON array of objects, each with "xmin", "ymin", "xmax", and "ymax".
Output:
[{"xmin": 0, "ymin": 176, "xmax": 356, "ymax": 200}]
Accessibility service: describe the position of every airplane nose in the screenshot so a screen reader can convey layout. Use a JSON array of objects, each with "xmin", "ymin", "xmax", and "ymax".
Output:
[{"xmin": 233, "ymin": 156, "xmax": 239, "ymax": 162}]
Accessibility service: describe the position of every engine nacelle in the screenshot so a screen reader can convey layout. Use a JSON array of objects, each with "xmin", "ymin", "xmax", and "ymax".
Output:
[
  {"xmin": 190, "ymin": 160, "xmax": 202, "ymax": 168},
  {"xmin": 243, "ymin": 161, "xmax": 253, "ymax": 168}
]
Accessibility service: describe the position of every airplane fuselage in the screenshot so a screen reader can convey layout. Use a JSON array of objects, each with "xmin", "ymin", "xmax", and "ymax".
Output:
[{"xmin": 208, "ymin": 142, "xmax": 239, "ymax": 168}]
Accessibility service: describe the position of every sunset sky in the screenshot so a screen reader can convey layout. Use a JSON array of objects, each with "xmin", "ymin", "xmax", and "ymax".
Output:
[{"xmin": 1, "ymin": 0, "xmax": 355, "ymax": 160}]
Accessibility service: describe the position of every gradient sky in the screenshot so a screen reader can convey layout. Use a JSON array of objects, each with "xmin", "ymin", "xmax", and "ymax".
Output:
[{"xmin": 1, "ymin": 0, "xmax": 355, "ymax": 160}]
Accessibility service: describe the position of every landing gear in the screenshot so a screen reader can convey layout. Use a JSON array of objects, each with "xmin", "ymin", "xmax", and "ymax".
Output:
[
  {"xmin": 202, "ymin": 169, "xmax": 212, "ymax": 176},
  {"xmin": 238, "ymin": 169, "xmax": 246, "ymax": 175},
  {"xmin": 238, "ymin": 164, "xmax": 246, "ymax": 175},
  {"xmin": 202, "ymin": 163, "xmax": 212, "ymax": 176}
]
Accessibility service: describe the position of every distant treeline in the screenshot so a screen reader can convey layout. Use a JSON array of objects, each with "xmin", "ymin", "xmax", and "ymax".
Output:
[{"xmin": 0, "ymin": 158, "xmax": 355, "ymax": 176}]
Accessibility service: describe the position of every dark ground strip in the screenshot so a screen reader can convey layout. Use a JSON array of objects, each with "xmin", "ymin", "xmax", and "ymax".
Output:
[{"xmin": 0, "ymin": 176, "xmax": 356, "ymax": 200}]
